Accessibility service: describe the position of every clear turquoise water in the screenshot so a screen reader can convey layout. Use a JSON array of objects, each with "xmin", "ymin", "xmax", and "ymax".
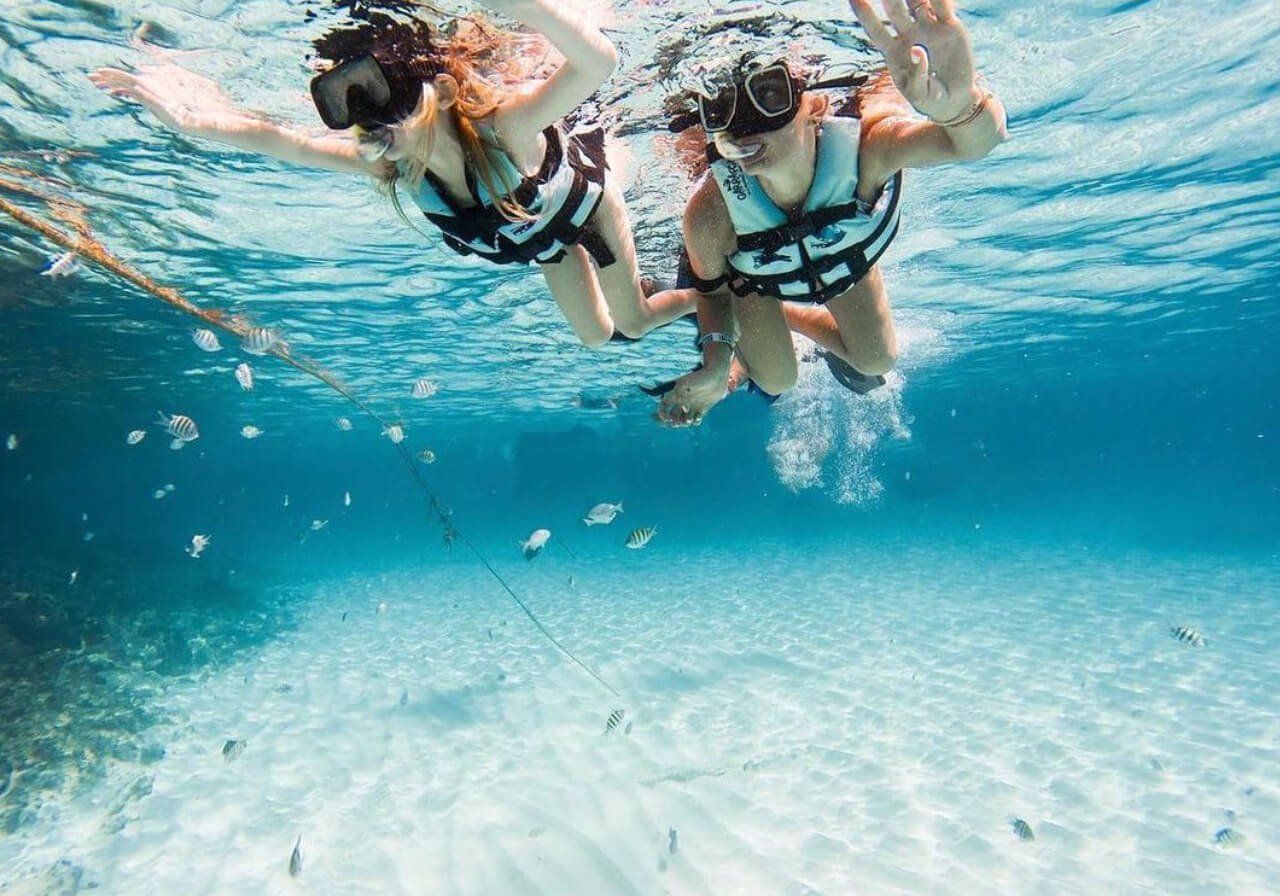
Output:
[{"xmin": 1, "ymin": 0, "xmax": 1278, "ymax": 891}]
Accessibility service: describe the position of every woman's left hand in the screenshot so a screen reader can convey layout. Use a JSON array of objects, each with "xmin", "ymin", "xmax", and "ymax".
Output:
[{"xmin": 849, "ymin": 0, "xmax": 979, "ymax": 122}]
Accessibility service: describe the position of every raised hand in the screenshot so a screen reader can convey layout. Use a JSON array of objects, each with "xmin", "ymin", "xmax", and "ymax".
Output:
[
  {"xmin": 89, "ymin": 61, "xmax": 243, "ymax": 138},
  {"xmin": 849, "ymin": 0, "xmax": 980, "ymax": 122}
]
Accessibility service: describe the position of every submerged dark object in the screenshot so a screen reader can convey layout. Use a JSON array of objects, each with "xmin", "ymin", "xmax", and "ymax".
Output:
[
  {"xmin": 221, "ymin": 739, "xmax": 246, "ymax": 762},
  {"xmin": 289, "ymin": 835, "xmax": 304, "ymax": 877}
]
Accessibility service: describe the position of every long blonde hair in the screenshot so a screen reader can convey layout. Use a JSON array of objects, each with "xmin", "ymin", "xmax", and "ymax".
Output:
[{"xmin": 377, "ymin": 17, "xmax": 538, "ymax": 226}]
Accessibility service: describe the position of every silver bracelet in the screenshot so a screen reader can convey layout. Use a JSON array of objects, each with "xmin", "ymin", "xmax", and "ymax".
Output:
[{"xmin": 697, "ymin": 331, "xmax": 737, "ymax": 350}]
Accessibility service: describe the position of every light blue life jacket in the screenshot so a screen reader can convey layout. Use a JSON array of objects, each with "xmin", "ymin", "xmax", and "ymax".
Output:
[
  {"xmin": 708, "ymin": 116, "xmax": 902, "ymax": 302},
  {"xmin": 401, "ymin": 121, "xmax": 612, "ymax": 266}
]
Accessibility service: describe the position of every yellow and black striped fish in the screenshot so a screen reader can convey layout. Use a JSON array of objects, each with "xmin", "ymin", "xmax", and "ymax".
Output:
[
  {"xmin": 625, "ymin": 527, "xmax": 656, "ymax": 550},
  {"xmin": 1170, "ymin": 625, "xmax": 1206, "ymax": 648}
]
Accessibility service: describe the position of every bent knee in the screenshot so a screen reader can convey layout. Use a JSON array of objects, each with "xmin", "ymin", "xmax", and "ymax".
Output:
[
  {"xmin": 849, "ymin": 343, "xmax": 898, "ymax": 377},
  {"xmin": 575, "ymin": 323, "xmax": 615, "ymax": 349},
  {"xmin": 750, "ymin": 365, "xmax": 798, "ymax": 396}
]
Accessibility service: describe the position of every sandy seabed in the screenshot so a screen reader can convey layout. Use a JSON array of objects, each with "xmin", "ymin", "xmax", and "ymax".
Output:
[{"xmin": 2, "ymin": 535, "xmax": 1277, "ymax": 895}]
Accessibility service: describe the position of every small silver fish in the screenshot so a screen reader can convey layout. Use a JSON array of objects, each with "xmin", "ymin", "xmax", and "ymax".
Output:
[
  {"xmin": 234, "ymin": 362, "xmax": 254, "ymax": 391},
  {"xmin": 156, "ymin": 411, "xmax": 199, "ymax": 444},
  {"xmin": 417, "ymin": 449, "xmax": 436, "ymax": 464},
  {"xmin": 152, "ymin": 488, "xmax": 167, "ymax": 500},
  {"xmin": 1213, "ymin": 827, "xmax": 1245, "ymax": 847},
  {"xmin": 1171, "ymin": 625, "xmax": 1205, "ymax": 648},
  {"xmin": 310, "ymin": 519, "xmax": 328, "ymax": 531},
  {"xmin": 186, "ymin": 533, "xmax": 211, "ymax": 558},
  {"xmin": 126, "ymin": 429, "xmax": 146, "ymax": 445},
  {"xmin": 399, "ymin": 688, "xmax": 408, "ymax": 706},
  {"xmin": 83, "ymin": 531, "xmax": 94, "ymax": 542},
  {"xmin": 221, "ymin": 739, "xmax": 246, "ymax": 761},
  {"xmin": 165, "ymin": 483, "xmax": 175, "ymax": 493},
  {"xmin": 376, "ymin": 601, "xmax": 388, "ymax": 614},
  {"xmin": 41, "ymin": 251, "xmax": 79, "ymax": 278},
  {"xmin": 383, "ymin": 423, "xmax": 405, "ymax": 444},
  {"xmin": 583, "ymin": 501, "xmax": 623, "ymax": 526},
  {"xmin": 336, "ymin": 417, "xmax": 353, "ymax": 431},
  {"xmin": 625, "ymin": 527, "xmax": 656, "ymax": 549},
  {"xmin": 240, "ymin": 425, "xmax": 264, "ymax": 440},
  {"xmin": 343, "ymin": 491, "xmax": 351, "ymax": 508},
  {"xmin": 288, "ymin": 835, "xmax": 303, "ymax": 877},
  {"xmin": 410, "ymin": 378, "xmax": 438, "ymax": 399},
  {"xmin": 192, "ymin": 328, "xmax": 221, "ymax": 352},
  {"xmin": 240, "ymin": 326, "xmax": 282, "ymax": 356},
  {"xmin": 283, "ymin": 494, "xmax": 290, "ymax": 507},
  {"xmin": 521, "ymin": 528, "xmax": 551, "ymax": 559},
  {"xmin": 68, "ymin": 568, "xmax": 78, "ymax": 585},
  {"xmin": 1010, "ymin": 818, "xmax": 1035, "ymax": 841},
  {"xmin": 668, "ymin": 827, "xmax": 678, "ymax": 855},
  {"xmin": 5, "ymin": 434, "xmax": 17, "ymax": 451},
  {"xmin": 603, "ymin": 709, "xmax": 626, "ymax": 735}
]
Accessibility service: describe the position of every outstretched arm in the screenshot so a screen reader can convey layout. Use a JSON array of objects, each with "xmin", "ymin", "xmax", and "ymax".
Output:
[
  {"xmin": 850, "ymin": 0, "xmax": 1007, "ymax": 181},
  {"xmin": 90, "ymin": 58, "xmax": 381, "ymax": 177},
  {"xmin": 484, "ymin": 0, "xmax": 619, "ymax": 146}
]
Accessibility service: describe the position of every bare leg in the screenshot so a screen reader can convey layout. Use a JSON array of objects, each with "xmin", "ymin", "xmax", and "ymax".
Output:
[
  {"xmin": 780, "ymin": 266, "xmax": 898, "ymax": 375},
  {"xmin": 589, "ymin": 181, "xmax": 699, "ymax": 337},
  {"xmin": 538, "ymin": 246, "xmax": 615, "ymax": 348},
  {"xmin": 733, "ymin": 294, "xmax": 798, "ymax": 395}
]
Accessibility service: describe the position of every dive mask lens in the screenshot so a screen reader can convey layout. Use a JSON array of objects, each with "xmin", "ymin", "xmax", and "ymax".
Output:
[
  {"xmin": 698, "ymin": 84, "xmax": 738, "ymax": 134},
  {"xmin": 745, "ymin": 65, "xmax": 796, "ymax": 117},
  {"xmin": 310, "ymin": 55, "xmax": 393, "ymax": 130}
]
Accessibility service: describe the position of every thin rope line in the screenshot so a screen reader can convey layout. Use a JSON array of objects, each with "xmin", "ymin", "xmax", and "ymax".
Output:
[{"xmin": 1, "ymin": 191, "xmax": 619, "ymax": 699}]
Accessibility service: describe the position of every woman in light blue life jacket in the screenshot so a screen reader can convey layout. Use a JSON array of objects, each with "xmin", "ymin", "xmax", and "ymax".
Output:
[
  {"xmin": 655, "ymin": 0, "xmax": 1008, "ymax": 426},
  {"xmin": 91, "ymin": 0, "xmax": 697, "ymax": 348}
]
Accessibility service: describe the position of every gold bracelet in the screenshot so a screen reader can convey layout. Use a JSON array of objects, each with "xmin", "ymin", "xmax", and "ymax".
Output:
[{"xmin": 933, "ymin": 91, "xmax": 992, "ymax": 128}]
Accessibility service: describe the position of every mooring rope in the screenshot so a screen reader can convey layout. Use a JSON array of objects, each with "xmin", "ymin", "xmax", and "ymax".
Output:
[{"xmin": 0, "ymin": 189, "xmax": 620, "ymax": 698}]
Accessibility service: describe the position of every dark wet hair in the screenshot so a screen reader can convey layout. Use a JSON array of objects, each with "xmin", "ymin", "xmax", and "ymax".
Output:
[{"xmin": 310, "ymin": 5, "xmax": 439, "ymax": 70}]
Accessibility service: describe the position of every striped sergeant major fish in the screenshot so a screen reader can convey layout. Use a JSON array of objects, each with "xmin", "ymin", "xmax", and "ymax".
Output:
[
  {"xmin": 41, "ymin": 251, "xmax": 78, "ymax": 277},
  {"xmin": 156, "ymin": 411, "xmax": 199, "ymax": 449},
  {"xmin": 625, "ymin": 527, "xmax": 656, "ymax": 549},
  {"xmin": 1010, "ymin": 818, "xmax": 1034, "ymax": 841},
  {"xmin": 1170, "ymin": 625, "xmax": 1206, "ymax": 648},
  {"xmin": 234, "ymin": 362, "xmax": 254, "ymax": 391},
  {"xmin": 1213, "ymin": 827, "xmax": 1245, "ymax": 848},
  {"xmin": 410, "ymin": 378, "xmax": 438, "ymax": 399},
  {"xmin": 603, "ymin": 709, "xmax": 625, "ymax": 735},
  {"xmin": 192, "ymin": 328, "xmax": 221, "ymax": 352},
  {"xmin": 240, "ymin": 326, "xmax": 283, "ymax": 356}
]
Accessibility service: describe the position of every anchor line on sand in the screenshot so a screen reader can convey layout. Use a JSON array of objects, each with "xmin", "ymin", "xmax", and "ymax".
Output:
[{"xmin": 0, "ymin": 191, "xmax": 620, "ymax": 699}]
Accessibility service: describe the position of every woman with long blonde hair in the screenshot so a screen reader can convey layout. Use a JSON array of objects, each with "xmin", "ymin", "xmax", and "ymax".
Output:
[{"xmin": 91, "ymin": 0, "xmax": 697, "ymax": 347}]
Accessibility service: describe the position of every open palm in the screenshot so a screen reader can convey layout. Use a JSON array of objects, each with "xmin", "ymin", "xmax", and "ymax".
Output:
[{"xmin": 849, "ymin": 0, "xmax": 978, "ymax": 122}]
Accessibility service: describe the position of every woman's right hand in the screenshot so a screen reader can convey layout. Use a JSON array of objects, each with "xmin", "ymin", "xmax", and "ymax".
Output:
[
  {"xmin": 89, "ymin": 61, "xmax": 242, "ymax": 138},
  {"xmin": 656, "ymin": 365, "xmax": 731, "ymax": 428}
]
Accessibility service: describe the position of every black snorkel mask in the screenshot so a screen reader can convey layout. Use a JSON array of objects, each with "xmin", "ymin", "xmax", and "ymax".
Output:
[
  {"xmin": 670, "ymin": 63, "xmax": 869, "ymax": 138},
  {"xmin": 310, "ymin": 51, "xmax": 441, "ymax": 130}
]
